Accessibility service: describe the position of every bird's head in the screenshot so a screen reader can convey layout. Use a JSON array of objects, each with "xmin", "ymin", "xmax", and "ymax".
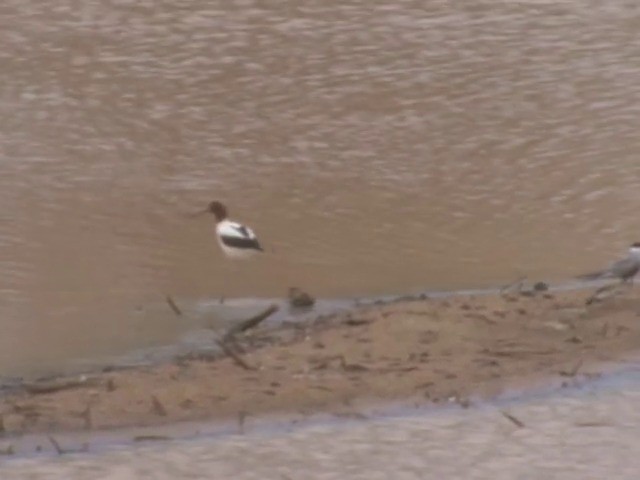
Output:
[
  {"xmin": 207, "ymin": 201, "xmax": 228, "ymax": 221},
  {"xmin": 190, "ymin": 200, "xmax": 228, "ymax": 221}
]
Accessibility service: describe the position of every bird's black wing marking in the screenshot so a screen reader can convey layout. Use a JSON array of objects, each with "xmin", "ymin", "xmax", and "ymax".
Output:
[
  {"xmin": 220, "ymin": 235, "xmax": 263, "ymax": 251},
  {"xmin": 231, "ymin": 224, "xmax": 251, "ymax": 238}
]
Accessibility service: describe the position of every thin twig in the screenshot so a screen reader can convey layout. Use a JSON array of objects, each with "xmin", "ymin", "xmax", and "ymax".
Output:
[
  {"xmin": 165, "ymin": 295, "xmax": 183, "ymax": 316},
  {"xmin": 80, "ymin": 403, "xmax": 92, "ymax": 430},
  {"xmin": 500, "ymin": 410, "xmax": 525, "ymax": 428},
  {"xmin": 133, "ymin": 435, "xmax": 170, "ymax": 442},
  {"xmin": 22, "ymin": 376, "xmax": 101, "ymax": 395},
  {"xmin": 585, "ymin": 284, "xmax": 618, "ymax": 305},
  {"xmin": 47, "ymin": 435, "xmax": 64, "ymax": 455},
  {"xmin": 238, "ymin": 411, "xmax": 247, "ymax": 434}
]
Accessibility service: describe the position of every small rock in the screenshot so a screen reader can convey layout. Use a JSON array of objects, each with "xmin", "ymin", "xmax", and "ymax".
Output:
[
  {"xmin": 0, "ymin": 445, "xmax": 14, "ymax": 456},
  {"xmin": 543, "ymin": 321, "xmax": 569, "ymax": 331},
  {"xmin": 533, "ymin": 282, "xmax": 549, "ymax": 292},
  {"xmin": 151, "ymin": 395, "xmax": 167, "ymax": 417},
  {"xmin": 344, "ymin": 318, "xmax": 372, "ymax": 327}
]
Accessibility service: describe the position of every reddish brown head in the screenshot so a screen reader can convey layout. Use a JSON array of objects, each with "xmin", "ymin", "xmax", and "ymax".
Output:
[{"xmin": 208, "ymin": 201, "xmax": 228, "ymax": 221}]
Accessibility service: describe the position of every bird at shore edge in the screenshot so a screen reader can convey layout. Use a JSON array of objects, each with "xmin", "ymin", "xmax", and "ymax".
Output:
[
  {"xmin": 577, "ymin": 242, "xmax": 640, "ymax": 283},
  {"xmin": 194, "ymin": 200, "xmax": 264, "ymax": 259}
]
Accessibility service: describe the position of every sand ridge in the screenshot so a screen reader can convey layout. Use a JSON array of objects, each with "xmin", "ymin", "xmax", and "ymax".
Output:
[{"xmin": 1, "ymin": 284, "xmax": 640, "ymax": 437}]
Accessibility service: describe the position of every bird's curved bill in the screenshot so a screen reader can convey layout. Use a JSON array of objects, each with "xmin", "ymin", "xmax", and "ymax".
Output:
[{"xmin": 188, "ymin": 208, "xmax": 209, "ymax": 218}]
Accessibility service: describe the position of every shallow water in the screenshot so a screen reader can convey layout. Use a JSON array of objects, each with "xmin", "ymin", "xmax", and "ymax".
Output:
[
  {"xmin": 2, "ymin": 0, "xmax": 640, "ymax": 374},
  {"xmin": 5, "ymin": 370, "xmax": 640, "ymax": 479}
]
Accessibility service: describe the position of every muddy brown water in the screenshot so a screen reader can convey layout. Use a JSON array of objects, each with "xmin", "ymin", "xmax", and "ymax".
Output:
[{"xmin": 1, "ymin": 0, "xmax": 640, "ymax": 375}]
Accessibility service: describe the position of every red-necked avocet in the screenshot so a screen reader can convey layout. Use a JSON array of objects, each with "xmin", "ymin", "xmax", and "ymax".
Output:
[{"xmin": 195, "ymin": 200, "xmax": 264, "ymax": 259}]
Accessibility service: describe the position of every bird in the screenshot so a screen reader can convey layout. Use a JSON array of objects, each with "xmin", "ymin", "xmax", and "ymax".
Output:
[
  {"xmin": 288, "ymin": 287, "xmax": 315, "ymax": 309},
  {"xmin": 578, "ymin": 242, "xmax": 640, "ymax": 284},
  {"xmin": 195, "ymin": 201, "xmax": 263, "ymax": 259}
]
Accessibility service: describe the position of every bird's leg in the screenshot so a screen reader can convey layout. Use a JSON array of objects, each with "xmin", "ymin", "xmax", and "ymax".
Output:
[{"xmin": 586, "ymin": 283, "xmax": 619, "ymax": 305}]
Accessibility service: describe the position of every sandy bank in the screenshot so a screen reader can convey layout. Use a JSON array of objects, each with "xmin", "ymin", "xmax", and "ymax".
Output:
[{"xmin": 1, "ymin": 283, "xmax": 639, "ymax": 445}]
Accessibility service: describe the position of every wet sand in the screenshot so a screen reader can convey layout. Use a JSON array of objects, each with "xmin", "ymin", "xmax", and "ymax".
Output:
[
  {"xmin": 1, "ymin": 282, "xmax": 639, "ymax": 446},
  {"xmin": 6, "ymin": 371, "xmax": 640, "ymax": 480}
]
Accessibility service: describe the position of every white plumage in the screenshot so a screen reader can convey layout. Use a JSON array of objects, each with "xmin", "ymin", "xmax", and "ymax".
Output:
[
  {"xmin": 215, "ymin": 219, "xmax": 263, "ymax": 259},
  {"xmin": 201, "ymin": 201, "xmax": 264, "ymax": 259}
]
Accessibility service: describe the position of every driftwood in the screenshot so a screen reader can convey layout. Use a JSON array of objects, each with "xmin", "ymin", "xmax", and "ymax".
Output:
[
  {"xmin": 46, "ymin": 435, "xmax": 88, "ymax": 455},
  {"xmin": 133, "ymin": 435, "xmax": 170, "ymax": 442},
  {"xmin": 215, "ymin": 339, "xmax": 256, "ymax": 371},
  {"xmin": 216, "ymin": 315, "xmax": 285, "ymax": 370},
  {"xmin": 574, "ymin": 421, "xmax": 613, "ymax": 428},
  {"xmin": 165, "ymin": 300, "xmax": 278, "ymax": 370},
  {"xmin": 22, "ymin": 376, "xmax": 102, "ymax": 395},
  {"xmin": 47, "ymin": 435, "xmax": 64, "ymax": 455},
  {"xmin": 222, "ymin": 304, "xmax": 279, "ymax": 341}
]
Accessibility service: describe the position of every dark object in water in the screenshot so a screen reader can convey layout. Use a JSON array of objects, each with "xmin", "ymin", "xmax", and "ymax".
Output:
[{"xmin": 288, "ymin": 287, "xmax": 315, "ymax": 308}]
